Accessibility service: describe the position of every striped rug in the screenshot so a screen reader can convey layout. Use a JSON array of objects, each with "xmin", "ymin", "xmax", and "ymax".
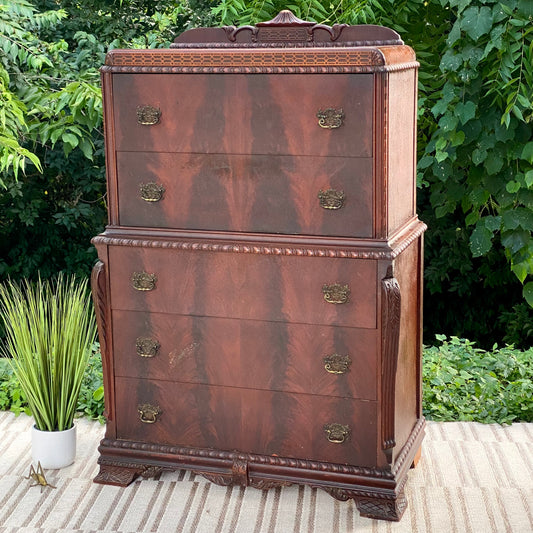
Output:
[{"xmin": 0, "ymin": 411, "xmax": 532, "ymax": 532}]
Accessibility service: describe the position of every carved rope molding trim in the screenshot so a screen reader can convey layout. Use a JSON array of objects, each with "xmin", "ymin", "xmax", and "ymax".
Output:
[
  {"xmin": 92, "ymin": 221, "xmax": 425, "ymax": 259},
  {"xmin": 105, "ymin": 49, "xmax": 383, "ymax": 67},
  {"xmin": 98, "ymin": 439, "xmax": 396, "ymax": 479},
  {"xmin": 92, "ymin": 235, "xmax": 394, "ymax": 260}
]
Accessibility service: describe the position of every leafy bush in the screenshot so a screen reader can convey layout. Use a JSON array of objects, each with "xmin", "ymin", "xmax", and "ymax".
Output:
[
  {"xmin": 0, "ymin": 0, "xmax": 214, "ymax": 283},
  {"xmin": 423, "ymin": 335, "xmax": 533, "ymax": 424}
]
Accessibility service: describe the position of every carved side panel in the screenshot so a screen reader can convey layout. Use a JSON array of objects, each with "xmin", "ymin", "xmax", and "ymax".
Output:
[
  {"xmin": 381, "ymin": 266, "xmax": 401, "ymax": 463},
  {"xmin": 91, "ymin": 260, "xmax": 113, "ymax": 422}
]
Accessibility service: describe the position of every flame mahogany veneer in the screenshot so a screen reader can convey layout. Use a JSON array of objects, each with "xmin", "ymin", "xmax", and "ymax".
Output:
[{"xmin": 91, "ymin": 11, "xmax": 426, "ymax": 521}]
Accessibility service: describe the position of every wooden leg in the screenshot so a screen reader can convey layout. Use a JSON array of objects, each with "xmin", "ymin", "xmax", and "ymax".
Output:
[{"xmin": 411, "ymin": 445, "xmax": 422, "ymax": 469}]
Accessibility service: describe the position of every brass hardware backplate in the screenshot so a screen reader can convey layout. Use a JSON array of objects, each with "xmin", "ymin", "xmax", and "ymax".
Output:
[
  {"xmin": 136, "ymin": 105, "xmax": 161, "ymax": 125},
  {"xmin": 324, "ymin": 423, "xmax": 350, "ymax": 444},
  {"xmin": 140, "ymin": 182, "xmax": 165, "ymax": 202},
  {"xmin": 132, "ymin": 272, "xmax": 157, "ymax": 291},
  {"xmin": 317, "ymin": 108, "xmax": 344, "ymax": 129},
  {"xmin": 138, "ymin": 403, "xmax": 161, "ymax": 423},
  {"xmin": 136, "ymin": 337, "xmax": 160, "ymax": 358},
  {"xmin": 322, "ymin": 283, "xmax": 350, "ymax": 304},
  {"xmin": 324, "ymin": 353, "xmax": 351, "ymax": 374},
  {"xmin": 318, "ymin": 189, "xmax": 345, "ymax": 210}
]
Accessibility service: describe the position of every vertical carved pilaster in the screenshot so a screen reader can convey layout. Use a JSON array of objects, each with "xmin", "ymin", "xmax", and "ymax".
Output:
[
  {"xmin": 91, "ymin": 260, "xmax": 113, "ymax": 421},
  {"xmin": 381, "ymin": 266, "xmax": 401, "ymax": 463}
]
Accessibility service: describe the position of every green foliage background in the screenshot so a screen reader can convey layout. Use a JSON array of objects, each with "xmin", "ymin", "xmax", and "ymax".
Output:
[{"xmin": 1, "ymin": 0, "xmax": 532, "ymax": 347}]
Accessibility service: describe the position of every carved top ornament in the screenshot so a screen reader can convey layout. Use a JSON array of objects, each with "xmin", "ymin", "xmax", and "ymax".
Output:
[{"xmin": 169, "ymin": 9, "xmax": 404, "ymax": 49}]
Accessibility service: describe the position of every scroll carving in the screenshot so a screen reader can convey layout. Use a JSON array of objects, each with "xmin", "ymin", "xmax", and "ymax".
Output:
[
  {"xmin": 381, "ymin": 266, "xmax": 401, "ymax": 463},
  {"xmin": 91, "ymin": 260, "xmax": 113, "ymax": 421},
  {"xmin": 223, "ymin": 10, "xmax": 349, "ymax": 45}
]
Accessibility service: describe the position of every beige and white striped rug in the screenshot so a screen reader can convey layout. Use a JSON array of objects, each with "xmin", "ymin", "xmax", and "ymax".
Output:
[{"xmin": 0, "ymin": 411, "xmax": 532, "ymax": 532}]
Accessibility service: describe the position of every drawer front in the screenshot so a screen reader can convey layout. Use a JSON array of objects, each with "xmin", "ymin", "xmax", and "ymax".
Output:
[
  {"xmin": 112, "ymin": 73, "xmax": 373, "ymax": 157},
  {"xmin": 115, "ymin": 377, "xmax": 378, "ymax": 467},
  {"xmin": 116, "ymin": 152, "xmax": 373, "ymax": 238},
  {"xmin": 109, "ymin": 246, "xmax": 377, "ymax": 328},
  {"xmin": 113, "ymin": 311, "xmax": 377, "ymax": 400}
]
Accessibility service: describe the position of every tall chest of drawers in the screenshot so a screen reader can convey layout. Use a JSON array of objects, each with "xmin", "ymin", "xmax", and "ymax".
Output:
[{"xmin": 91, "ymin": 11, "xmax": 426, "ymax": 522}]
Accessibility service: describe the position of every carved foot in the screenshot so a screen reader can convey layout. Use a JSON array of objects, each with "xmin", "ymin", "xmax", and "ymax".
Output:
[
  {"xmin": 94, "ymin": 463, "xmax": 141, "ymax": 486},
  {"xmin": 355, "ymin": 491, "xmax": 407, "ymax": 521},
  {"xmin": 94, "ymin": 463, "xmax": 165, "ymax": 487}
]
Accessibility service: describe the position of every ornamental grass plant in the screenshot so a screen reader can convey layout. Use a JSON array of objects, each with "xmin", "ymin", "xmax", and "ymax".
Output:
[{"xmin": 0, "ymin": 275, "xmax": 97, "ymax": 431}]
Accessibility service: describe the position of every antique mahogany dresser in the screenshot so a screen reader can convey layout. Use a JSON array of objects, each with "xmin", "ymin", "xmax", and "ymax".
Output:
[{"xmin": 91, "ymin": 10, "xmax": 426, "ymax": 521}]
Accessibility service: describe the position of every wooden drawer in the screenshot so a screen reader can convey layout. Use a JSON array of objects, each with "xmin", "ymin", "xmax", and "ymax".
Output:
[
  {"xmin": 112, "ymin": 311, "xmax": 377, "ymax": 400},
  {"xmin": 115, "ymin": 377, "xmax": 378, "ymax": 467},
  {"xmin": 108, "ymin": 246, "xmax": 377, "ymax": 328},
  {"xmin": 111, "ymin": 73, "xmax": 373, "ymax": 157},
  {"xmin": 116, "ymin": 152, "xmax": 373, "ymax": 238}
]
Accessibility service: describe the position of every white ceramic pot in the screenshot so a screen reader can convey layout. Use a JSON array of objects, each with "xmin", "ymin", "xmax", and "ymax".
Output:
[{"xmin": 31, "ymin": 424, "xmax": 76, "ymax": 469}]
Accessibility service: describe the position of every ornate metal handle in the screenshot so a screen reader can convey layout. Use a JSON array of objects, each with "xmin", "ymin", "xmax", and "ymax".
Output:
[
  {"xmin": 132, "ymin": 272, "xmax": 157, "ymax": 291},
  {"xmin": 324, "ymin": 423, "xmax": 350, "ymax": 444},
  {"xmin": 322, "ymin": 283, "xmax": 350, "ymax": 304},
  {"xmin": 324, "ymin": 353, "xmax": 351, "ymax": 374},
  {"xmin": 136, "ymin": 337, "xmax": 160, "ymax": 358},
  {"xmin": 136, "ymin": 105, "xmax": 161, "ymax": 125},
  {"xmin": 138, "ymin": 404, "xmax": 161, "ymax": 423},
  {"xmin": 317, "ymin": 108, "xmax": 344, "ymax": 129},
  {"xmin": 140, "ymin": 182, "xmax": 165, "ymax": 202},
  {"xmin": 318, "ymin": 189, "xmax": 345, "ymax": 210}
]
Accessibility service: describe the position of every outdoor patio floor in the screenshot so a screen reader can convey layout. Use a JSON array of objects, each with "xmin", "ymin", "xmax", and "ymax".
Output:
[{"xmin": 0, "ymin": 411, "xmax": 532, "ymax": 532}]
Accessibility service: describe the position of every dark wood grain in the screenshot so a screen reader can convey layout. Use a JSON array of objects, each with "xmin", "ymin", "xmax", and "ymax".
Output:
[
  {"xmin": 111, "ymin": 310, "xmax": 378, "ymax": 399},
  {"xmin": 112, "ymin": 73, "xmax": 373, "ymax": 157},
  {"xmin": 108, "ymin": 245, "xmax": 377, "ymax": 328},
  {"xmin": 116, "ymin": 152, "xmax": 373, "ymax": 238},
  {"xmin": 115, "ymin": 376, "xmax": 378, "ymax": 466}
]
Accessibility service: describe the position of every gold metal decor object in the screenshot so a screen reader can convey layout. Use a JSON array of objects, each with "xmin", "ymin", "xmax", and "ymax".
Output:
[
  {"xmin": 318, "ymin": 189, "xmax": 346, "ymax": 210},
  {"xmin": 322, "ymin": 283, "xmax": 350, "ymax": 304},
  {"xmin": 324, "ymin": 353, "xmax": 351, "ymax": 374},
  {"xmin": 136, "ymin": 105, "xmax": 161, "ymax": 125},
  {"xmin": 139, "ymin": 182, "xmax": 165, "ymax": 202},
  {"xmin": 25, "ymin": 462, "xmax": 56, "ymax": 493},
  {"xmin": 323, "ymin": 423, "xmax": 350, "ymax": 444},
  {"xmin": 138, "ymin": 404, "xmax": 161, "ymax": 423},
  {"xmin": 316, "ymin": 108, "xmax": 345, "ymax": 129},
  {"xmin": 136, "ymin": 337, "xmax": 160, "ymax": 358},
  {"xmin": 131, "ymin": 272, "xmax": 157, "ymax": 291}
]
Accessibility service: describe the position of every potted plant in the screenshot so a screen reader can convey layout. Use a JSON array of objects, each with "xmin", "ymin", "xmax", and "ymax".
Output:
[{"xmin": 0, "ymin": 274, "xmax": 97, "ymax": 469}]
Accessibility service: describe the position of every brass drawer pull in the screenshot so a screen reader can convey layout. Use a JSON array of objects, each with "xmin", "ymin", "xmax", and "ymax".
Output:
[
  {"xmin": 132, "ymin": 272, "xmax": 157, "ymax": 291},
  {"xmin": 136, "ymin": 105, "xmax": 161, "ymax": 125},
  {"xmin": 139, "ymin": 182, "xmax": 165, "ymax": 202},
  {"xmin": 138, "ymin": 404, "xmax": 161, "ymax": 424},
  {"xmin": 317, "ymin": 108, "xmax": 344, "ymax": 129},
  {"xmin": 136, "ymin": 337, "xmax": 160, "ymax": 358},
  {"xmin": 324, "ymin": 423, "xmax": 350, "ymax": 444},
  {"xmin": 324, "ymin": 353, "xmax": 351, "ymax": 374},
  {"xmin": 322, "ymin": 283, "xmax": 350, "ymax": 304},
  {"xmin": 318, "ymin": 189, "xmax": 345, "ymax": 210}
]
